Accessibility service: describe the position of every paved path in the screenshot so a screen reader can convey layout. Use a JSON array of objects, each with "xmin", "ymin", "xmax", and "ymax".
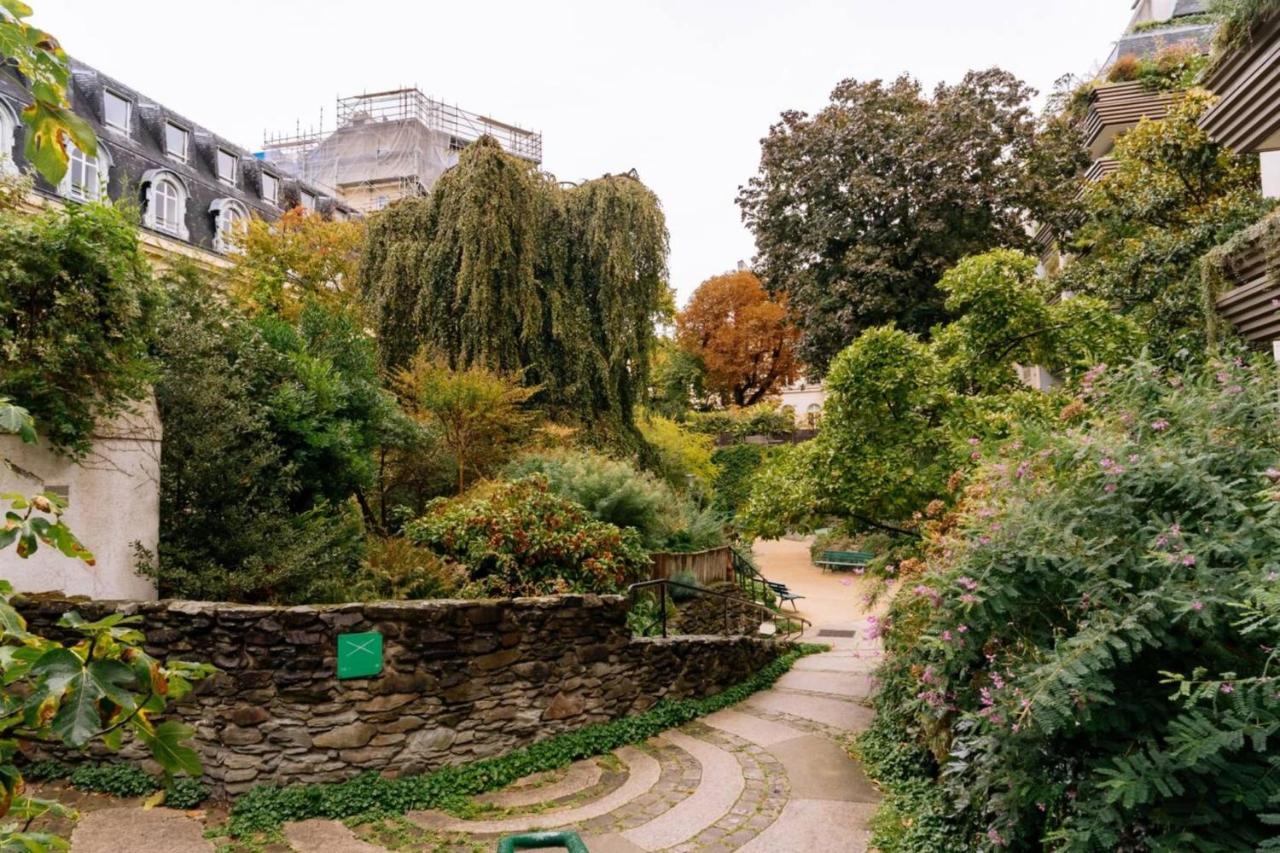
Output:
[{"xmin": 68, "ymin": 538, "xmax": 884, "ymax": 852}]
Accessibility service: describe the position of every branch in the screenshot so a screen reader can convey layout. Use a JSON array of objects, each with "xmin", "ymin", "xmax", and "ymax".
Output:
[{"xmin": 849, "ymin": 513, "xmax": 921, "ymax": 539}]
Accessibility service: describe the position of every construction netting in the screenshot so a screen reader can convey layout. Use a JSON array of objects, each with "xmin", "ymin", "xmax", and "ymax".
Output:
[{"xmin": 262, "ymin": 88, "xmax": 542, "ymax": 213}]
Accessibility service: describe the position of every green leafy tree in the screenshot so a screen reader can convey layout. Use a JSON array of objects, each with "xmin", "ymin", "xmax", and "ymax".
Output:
[
  {"xmin": 741, "ymin": 250, "xmax": 1140, "ymax": 541},
  {"xmin": 865, "ymin": 356, "xmax": 1280, "ymax": 850},
  {"xmin": 1060, "ymin": 90, "xmax": 1269, "ymax": 361},
  {"xmin": 360, "ymin": 138, "xmax": 669, "ymax": 448},
  {"xmin": 392, "ymin": 351, "xmax": 540, "ymax": 494},
  {"xmin": 144, "ymin": 271, "xmax": 370, "ymax": 603},
  {"xmin": 646, "ymin": 338, "xmax": 707, "ymax": 418},
  {"xmin": 738, "ymin": 69, "xmax": 1060, "ymax": 373},
  {"xmin": 0, "ymin": 202, "xmax": 157, "ymax": 456}
]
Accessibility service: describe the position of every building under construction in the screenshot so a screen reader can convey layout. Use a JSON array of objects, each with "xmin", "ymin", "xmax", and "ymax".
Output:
[{"xmin": 262, "ymin": 88, "xmax": 542, "ymax": 213}]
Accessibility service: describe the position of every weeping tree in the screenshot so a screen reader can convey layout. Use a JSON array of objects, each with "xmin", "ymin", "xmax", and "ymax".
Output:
[{"xmin": 360, "ymin": 137, "xmax": 669, "ymax": 448}]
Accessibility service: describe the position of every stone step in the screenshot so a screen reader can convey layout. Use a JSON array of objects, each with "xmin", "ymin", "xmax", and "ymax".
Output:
[
  {"xmin": 474, "ymin": 756, "xmax": 607, "ymax": 809},
  {"xmin": 744, "ymin": 688, "xmax": 876, "ymax": 732},
  {"xmin": 776, "ymin": 669, "xmax": 877, "ymax": 700},
  {"xmin": 283, "ymin": 818, "xmax": 385, "ymax": 853},
  {"xmin": 618, "ymin": 731, "xmax": 745, "ymax": 851},
  {"xmin": 407, "ymin": 744, "xmax": 662, "ymax": 835},
  {"xmin": 737, "ymin": 799, "xmax": 878, "ymax": 852}
]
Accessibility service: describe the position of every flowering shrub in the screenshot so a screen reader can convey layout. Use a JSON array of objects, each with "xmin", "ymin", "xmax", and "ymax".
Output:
[
  {"xmin": 865, "ymin": 357, "xmax": 1280, "ymax": 850},
  {"xmin": 406, "ymin": 476, "xmax": 650, "ymax": 596}
]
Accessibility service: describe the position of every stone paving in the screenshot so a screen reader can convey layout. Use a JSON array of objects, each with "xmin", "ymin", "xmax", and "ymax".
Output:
[{"xmin": 65, "ymin": 537, "xmax": 884, "ymax": 852}]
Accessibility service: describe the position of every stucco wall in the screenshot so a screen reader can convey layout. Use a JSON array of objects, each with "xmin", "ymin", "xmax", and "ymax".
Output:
[
  {"xmin": 17, "ymin": 594, "xmax": 786, "ymax": 793},
  {"xmin": 1, "ymin": 399, "xmax": 160, "ymax": 600}
]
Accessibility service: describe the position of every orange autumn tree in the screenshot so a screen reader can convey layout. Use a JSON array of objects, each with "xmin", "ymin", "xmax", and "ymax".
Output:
[{"xmin": 676, "ymin": 270, "xmax": 799, "ymax": 406}]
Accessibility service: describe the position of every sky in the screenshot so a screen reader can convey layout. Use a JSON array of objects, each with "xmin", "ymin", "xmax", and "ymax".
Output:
[{"xmin": 30, "ymin": 0, "xmax": 1133, "ymax": 306}]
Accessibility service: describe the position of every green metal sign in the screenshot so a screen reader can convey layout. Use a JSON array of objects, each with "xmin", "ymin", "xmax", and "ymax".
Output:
[{"xmin": 336, "ymin": 631, "xmax": 383, "ymax": 679}]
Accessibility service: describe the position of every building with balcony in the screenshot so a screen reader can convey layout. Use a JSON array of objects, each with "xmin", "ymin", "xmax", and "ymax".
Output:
[
  {"xmin": 0, "ymin": 57, "xmax": 354, "ymax": 271},
  {"xmin": 1199, "ymin": 8, "xmax": 1280, "ymax": 352}
]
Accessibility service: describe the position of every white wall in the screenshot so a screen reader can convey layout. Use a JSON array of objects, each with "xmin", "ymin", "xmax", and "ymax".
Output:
[
  {"xmin": 1, "ymin": 399, "xmax": 160, "ymax": 600},
  {"xmin": 1261, "ymin": 151, "xmax": 1280, "ymax": 200},
  {"xmin": 778, "ymin": 382, "xmax": 827, "ymax": 427}
]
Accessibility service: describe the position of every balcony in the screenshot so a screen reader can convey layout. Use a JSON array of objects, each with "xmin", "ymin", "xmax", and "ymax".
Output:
[
  {"xmin": 1082, "ymin": 82, "xmax": 1177, "ymax": 159},
  {"xmin": 1200, "ymin": 13, "xmax": 1280, "ymax": 155},
  {"xmin": 1205, "ymin": 211, "xmax": 1280, "ymax": 347}
]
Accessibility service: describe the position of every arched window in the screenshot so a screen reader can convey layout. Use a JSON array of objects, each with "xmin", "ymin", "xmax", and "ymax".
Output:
[
  {"xmin": 60, "ymin": 143, "xmax": 112, "ymax": 202},
  {"xmin": 0, "ymin": 99, "xmax": 16, "ymax": 175},
  {"xmin": 141, "ymin": 169, "xmax": 189, "ymax": 239},
  {"xmin": 806, "ymin": 403, "xmax": 823, "ymax": 429},
  {"xmin": 210, "ymin": 198, "xmax": 250, "ymax": 253}
]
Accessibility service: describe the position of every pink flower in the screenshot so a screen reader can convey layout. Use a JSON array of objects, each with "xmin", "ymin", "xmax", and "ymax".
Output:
[
  {"xmin": 1128, "ymin": 454, "xmax": 1140, "ymax": 464},
  {"xmin": 987, "ymin": 827, "xmax": 1006, "ymax": 846},
  {"xmin": 1182, "ymin": 554, "xmax": 1197, "ymax": 566},
  {"xmin": 941, "ymin": 630, "xmax": 953, "ymax": 642},
  {"xmin": 958, "ymin": 576, "xmax": 979, "ymax": 591},
  {"xmin": 1152, "ymin": 419, "xmax": 1170, "ymax": 431},
  {"xmin": 957, "ymin": 624, "xmax": 969, "ymax": 633},
  {"xmin": 1104, "ymin": 483, "xmax": 1117, "ymax": 494},
  {"xmin": 1221, "ymin": 683, "xmax": 1234, "ymax": 694},
  {"xmin": 1015, "ymin": 461, "xmax": 1031, "ymax": 479},
  {"xmin": 968, "ymin": 437, "xmax": 980, "ymax": 447},
  {"xmin": 1191, "ymin": 600, "xmax": 1204, "ymax": 611}
]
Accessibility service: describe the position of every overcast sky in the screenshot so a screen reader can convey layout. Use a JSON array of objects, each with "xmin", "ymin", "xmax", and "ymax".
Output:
[{"xmin": 31, "ymin": 0, "xmax": 1132, "ymax": 305}]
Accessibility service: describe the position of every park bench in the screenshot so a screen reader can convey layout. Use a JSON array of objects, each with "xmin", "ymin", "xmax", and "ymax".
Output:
[
  {"xmin": 765, "ymin": 579, "xmax": 805, "ymax": 611},
  {"xmin": 815, "ymin": 550, "xmax": 874, "ymax": 573}
]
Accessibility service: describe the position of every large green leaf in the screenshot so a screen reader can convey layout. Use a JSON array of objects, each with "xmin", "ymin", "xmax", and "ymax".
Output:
[
  {"xmin": 20, "ymin": 100, "xmax": 94, "ymax": 186},
  {"xmin": 27, "ymin": 650, "xmax": 137, "ymax": 747},
  {"xmin": 0, "ymin": 403, "xmax": 36, "ymax": 444},
  {"xmin": 136, "ymin": 720, "xmax": 202, "ymax": 777}
]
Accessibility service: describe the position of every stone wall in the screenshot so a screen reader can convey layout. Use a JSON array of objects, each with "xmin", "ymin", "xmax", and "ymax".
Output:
[{"xmin": 16, "ymin": 594, "xmax": 784, "ymax": 793}]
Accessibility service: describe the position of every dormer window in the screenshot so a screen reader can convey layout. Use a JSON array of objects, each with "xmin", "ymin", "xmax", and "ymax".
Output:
[
  {"xmin": 60, "ymin": 143, "xmax": 111, "ymax": 202},
  {"xmin": 211, "ymin": 198, "xmax": 249, "ymax": 253},
  {"xmin": 165, "ymin": 122, "xmax": 189, "ymax": 162},
  {"xmin": 216, "ymin": 148, "xmax": 237, "ymax": 185},
  {"xmin": 103, "ymin": 90, "xmax": 130, "ymax": 133},
  {"xmin": 141, "ymin": 169, "xmax": 189, "ymax": 239},
  {"xmin": 261, "ymin": 171, "xmax": 279, "ymax": 205}
]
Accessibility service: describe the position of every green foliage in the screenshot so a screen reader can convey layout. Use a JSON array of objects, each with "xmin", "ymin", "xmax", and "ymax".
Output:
[
  {"xmin": 738, "ymin": 68, "xmax": 1066, "ymax": 373},
  {"xmin": 685, "ymin": 404, "xmax": 793, "ymax": 440},
  {"xmin": 67, "ymin": 763, "xmax": 158, "ymax": 798},
  {"xmin": 406, "ymin": 476, "xmax": 650, "ymax": 595},
  {"xmin": 871, "ymin": 356, "xmax": 1280, "ymax": 849},
  {"xmin": 667, "ymin": 570, "xmax": 701, "ymax": 603},
  {"xmin": 709, "ymin": 443, "xmax": 772, "ymax": 518},
  {"xmin": 143, "ymin": 270, "xmax": 370, "ymax": 603},
  {"xmin": 1105, "ymin": 42, "xmax": 1209, "ymax": 90},
  {"xmin": 163, "ymin": 777, "xmax": 208, "ymax": 810},
  {"xmin": 1060, "ymin": 91, "xmax": 1271, "ymax": 362},
  {"xmin": 1, "ymin": 399, "xmax": 92, "ymax": 561},
  {"xmin": 646, "ymin": 338, "xmax": 706, "ymax": 418},
  {"xmin": 352, "ymin": 537, "xmax": 468, "ymax": 601},
  {"xmin": 636, "ymin": 414, "xmax": 716, "ymax": 494},
  {"xmin": 360, "ymin": 138, "xmax": 669, "ymax": 446},
  {"xmin": 503, "ymin": 449, "xmax": 725, "ymax": 553},
  {"xmin": 626, "ymin": 593, "xmax": 677, "ymax": 637},
  {"xmin": 0, "ymin": 201, "xmax": 157, "ymax": 455},
  {"xmin": 1211, "ymin": 0, "xmax": 1277, "ymax": 54},
  {"xmin": 225, "ymin": 644, "xmax": 826, "ymax": 837},
  {"xmin": 0, "ymin": 1, "xmax": 97, "ymax": 184},
  {"xmin": 0, "ymin": 582, "xmax": 215, "ymax": 851},
  {"xmin": 740, "ymin": 250, "xmax": 1139, "ymax": 540}
]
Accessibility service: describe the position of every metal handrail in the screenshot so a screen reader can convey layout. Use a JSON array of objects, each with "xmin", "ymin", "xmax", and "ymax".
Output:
[{"xmin": 627, "ymin": 578, "xmax": 810, "ymax": 640}]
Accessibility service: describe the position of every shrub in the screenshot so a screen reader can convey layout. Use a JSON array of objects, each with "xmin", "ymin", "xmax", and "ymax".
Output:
[
  {"xmin": 870, "ymin": 356, "xmax": 1280, "ymax": 849},
  {"xmin": 686, "ymin": 404, "xmax": 793, "ymax": 440},
  {"xmin": 0, "ymin": 201, "xmax": 157, "ymax": 455},
  {"xmin": 667, "ymin": 569, "xmax": 701, "ymax": 602},
  {"xmin": 406, "ymin": 476, "xmax": 650, "ymax": 595},
  {"xmin": 163, "ymin": 777, "xmax": 209, "ymax": 810},
  {"xmin": 69, "ymin": 763, "xmax": 159, "ymax": 798},
  {"xmin": 503, "ymin": 449, "xmax": 725, "ymax": 552},
  {"xmin": 353, "ymin": 537, "xmax": 469, "ymax": 600},
  {"xmin": 709, "ymin": 443, "xmax": 772, "ymax": 517},
  {"xmin": 638, "ymin": 414, "xmax": 717, "ymax": 494}
]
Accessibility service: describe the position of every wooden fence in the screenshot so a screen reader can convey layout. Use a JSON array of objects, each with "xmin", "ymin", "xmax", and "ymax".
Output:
[{"xmin": 649, "ymin": 546, "xmax": 734, "ymax": 585}]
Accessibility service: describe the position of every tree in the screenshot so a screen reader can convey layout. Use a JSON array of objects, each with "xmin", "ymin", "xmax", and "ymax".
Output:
[
  {"xmin": 226, "ymin": 207, "xmax": 366, "ymax": 320},
  {"xmin": 738, "ymin": 69, "xmax": 1054, "ymax": 374},
  {"xmin": 676, "ymin": 270, "xmax": 798, "ymax": 406},
  {"xmin": 1059, "ymin": 90, "xmax": 1267, "ymax": 360},
  {"xmin": 392, "ymin": 350, "xmax": 539, "ymax": 494},
  {"xmin": 646, "ymin": 337, "xmax": 706, "ymax": 418},
  {"xmin": 740, "ymin": 250, "xmax": 1140, "ymax": 540},
  {"xmin": 359, "ymin": 137, "xmax": 669, "ymax": 447},
  {"xmin": 144, "ymin": 270, "xmax": 371, "ymax": 603},
  {"xmin": 0, "ymin": 200, "xmax": 157, "ymax": 456}
]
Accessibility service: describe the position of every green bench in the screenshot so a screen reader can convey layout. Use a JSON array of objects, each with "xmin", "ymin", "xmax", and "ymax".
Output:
[
  {"xmin": 815, "ymin": 550, "xmax": 874, "ymax": 573},
  {"xmin": 497, "ymin": 831, "xmax": 589, "ymax": 852}
]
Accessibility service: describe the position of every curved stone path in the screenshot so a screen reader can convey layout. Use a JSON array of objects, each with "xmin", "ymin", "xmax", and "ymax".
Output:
[{"xmin": 68, "ymin": 538, "xmax": 885, "ymax": 852}]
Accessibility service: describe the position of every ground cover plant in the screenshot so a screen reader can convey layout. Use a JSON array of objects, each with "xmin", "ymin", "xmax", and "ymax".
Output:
[
  {"xmin": 863, "ymin": 356, "xmax": 1280, "ymax": 850},
  {"xmin": 222, "ymin": 643, "xmax": 826, "ymax": 839}
]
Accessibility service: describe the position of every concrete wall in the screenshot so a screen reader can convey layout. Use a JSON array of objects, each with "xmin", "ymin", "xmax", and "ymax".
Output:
[
  {"xmin": 17, "ymin": 594, "xmax": 785, "ymax": 793},
  {"xmin": 1, "ymin": 399, "xmax": 159, "ymax": 600},
  {"xmin": 778, "ymin": 382, "xmax": 826, "ymax": 427}
]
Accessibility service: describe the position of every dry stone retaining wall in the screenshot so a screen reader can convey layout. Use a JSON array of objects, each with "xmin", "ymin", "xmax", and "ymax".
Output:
[{"xmin": 16, "ymin": 594, "xmax": 783, "ymax": 793}]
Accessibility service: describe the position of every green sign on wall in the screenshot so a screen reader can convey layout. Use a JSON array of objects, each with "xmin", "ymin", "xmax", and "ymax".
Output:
[{"xmin": 336, "ymin": 631, "xmax": 383, "ymax": 679}]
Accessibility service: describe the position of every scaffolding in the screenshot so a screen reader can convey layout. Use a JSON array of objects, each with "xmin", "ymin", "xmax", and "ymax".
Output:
[{"xmin": 263, "ymin": 87, "xmax": 542, "ymax": 213}]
